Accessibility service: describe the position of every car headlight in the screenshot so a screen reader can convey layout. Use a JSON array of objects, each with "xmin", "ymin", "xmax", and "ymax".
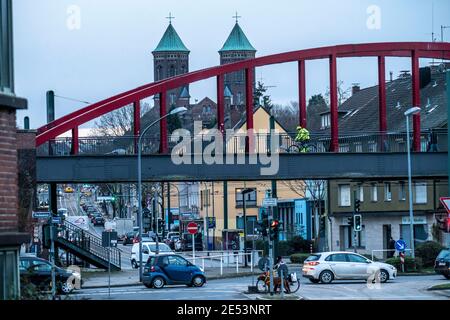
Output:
[{"xmin": 199, "ymin": 267, "xmax": 204, "ymax": 272}]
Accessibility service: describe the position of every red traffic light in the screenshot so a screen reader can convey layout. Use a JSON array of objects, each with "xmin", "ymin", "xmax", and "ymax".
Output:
[{"xmin": 270, "ymin": 220, "xmax": 279, "ymax": 229}]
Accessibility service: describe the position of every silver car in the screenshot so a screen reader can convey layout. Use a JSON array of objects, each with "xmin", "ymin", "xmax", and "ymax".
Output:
[{"xmin": 302, "ymin": 251, "xmax": 397, "ymax": 284}]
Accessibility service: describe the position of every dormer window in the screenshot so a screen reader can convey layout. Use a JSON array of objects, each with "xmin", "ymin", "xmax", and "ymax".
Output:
[{"xmin": 321, "ymin": 114, "xmax": 331, "ymax": 129}]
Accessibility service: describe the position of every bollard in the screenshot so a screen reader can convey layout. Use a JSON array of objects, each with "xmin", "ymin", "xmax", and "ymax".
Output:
[
  {"xmin": 236, "ymin": 254, "xmax": 239, "ymax": 273},
  {"xmin": 280, "ymin": 269, "xmax": 284, "ymax": 298},
  {"xmin": 250, "ymin": 252, "xmax": 253, "ymax": 273},
  {"xmin": 220, "ymin": 256, "xmax": 223, "ymax": 275},
  {"xmin": 202, "ymin": 258, "xmax": 205, "ymax": 271}
]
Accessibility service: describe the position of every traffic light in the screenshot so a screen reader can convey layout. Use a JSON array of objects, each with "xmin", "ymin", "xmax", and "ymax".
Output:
[
  {"xmin": 269, "ymin": 219, "xmax": 280, "ymax": 240},
  {"xmin": 354, "ymin": 214, "xmax": 362, "ymax": 232},
  {"xmin": 347, "ymin": 216, "xmax": 354, "ymax": 227},
  {"xmin": 319, "ymin": 216, "xmax": 326, "ymax": 232},
  {"xmin": 256, "ymin": 220, "xmax": 268, "ymax": 237},
  {"xmin": 354, "ymin": 198, "xmax": 361, "ymax": 213}
]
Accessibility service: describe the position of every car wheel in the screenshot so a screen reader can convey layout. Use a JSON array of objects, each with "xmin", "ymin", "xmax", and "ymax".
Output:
[
  {"xmin": 309, "ymin": 278, "xmax": 320, "ymax": 284},
  {"xmin": 192, "ymin": 275, "xmax": 205, "ymax": 287},
  {"xmin": 376, "ymin": 269, "xmax": 389, "ymax": 283},
  {"xmin": 444, "ymin": 274, "xmax": 450, "ymax": 280},
  {"xmin": 59, "ymin": 280, "xmax": 74, "ymax": 294},
  {"xmin": 152, "ymin": 276, "xmax": 165, "ymax": 289},
  {"xmin": 144, "ymin": 282, "xmax": 152, "ymax": 288},
  {"xmin": 131, "ymin": 260, "xmax": 138, "ymax": 269},
  {"xmin": 319, "ymin": 270, "xmax": 334, "ymax": 284}
]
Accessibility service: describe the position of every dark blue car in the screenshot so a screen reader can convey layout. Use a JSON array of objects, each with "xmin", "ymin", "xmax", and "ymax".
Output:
[{"xmin": 143, "ymin": 254, "xmax": 206, "ymax": 289}]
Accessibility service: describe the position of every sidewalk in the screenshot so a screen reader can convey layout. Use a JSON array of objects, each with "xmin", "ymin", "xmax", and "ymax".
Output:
[{"xmin": 81, "ymin": 268, "xmax": 257, "ymax": 289}]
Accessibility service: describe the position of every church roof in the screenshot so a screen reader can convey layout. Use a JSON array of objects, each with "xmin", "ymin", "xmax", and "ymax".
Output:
[
  {"xmin": 153, "ymin": 23, "xmax": 190, "ymax": 53},
  {"xmin": 219, "ymin": 23, "xmax": 256, "ymax": 52},
  {"xmin": 179, "ymin": 86, "xmax": 190, "ymax": 98},
  {"xmin": 224, "ymin": 85, "xmax": 233, "ymax": 97}
]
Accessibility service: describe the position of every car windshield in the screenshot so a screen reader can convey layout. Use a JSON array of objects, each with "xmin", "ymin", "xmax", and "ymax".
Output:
[
  {"xmin": 149, "ymin": 244, "xmax": 171, "ymax": 252},
  {"xmin": 437, "ymin": 250, "xmax": 450, "ymax": 260},
  {"xmin": 305, "ymin": 254, "xmax": 321, "ymax": 262}
]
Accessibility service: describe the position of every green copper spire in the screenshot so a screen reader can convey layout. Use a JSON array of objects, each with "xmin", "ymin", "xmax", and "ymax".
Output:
[
  {"xmin": 219, "ymin": 22, "xmax": 256, "ymax": 53},
  {"xmin": 153, "ymin": 23, "xmax": 189, "ymax": 53}
]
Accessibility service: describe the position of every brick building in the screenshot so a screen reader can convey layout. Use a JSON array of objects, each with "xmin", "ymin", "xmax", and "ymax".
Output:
[{"xmin": 0, "ymin": 0, "xmax": 29, "ymax": 300}]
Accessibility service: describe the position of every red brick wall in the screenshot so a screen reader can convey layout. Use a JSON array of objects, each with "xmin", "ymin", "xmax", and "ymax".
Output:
[{"xmin": 0, "ymin": 108, "xmax": 18, "ymax": 232}]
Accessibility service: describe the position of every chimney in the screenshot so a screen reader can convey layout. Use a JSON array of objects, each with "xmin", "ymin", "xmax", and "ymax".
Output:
[
  {"xmin": 352, "ymin": 84, "xmax": 360, "ymax": 95},
  {"xmin": 389, "ymin": 71, "xmax": 393, "ymax": 82}
]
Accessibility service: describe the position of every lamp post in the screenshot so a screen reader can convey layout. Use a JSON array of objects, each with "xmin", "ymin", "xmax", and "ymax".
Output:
[
  {"xmin": 404, "ymin": 106, "xmax": 421, "ymax": 259},
  {"xmin": 138, "ymin": 106, "xmax": 187, "ymax": 281},
  {"xmin": 239, "ymin": 188, "xmax": 254, "ymax": 268}
]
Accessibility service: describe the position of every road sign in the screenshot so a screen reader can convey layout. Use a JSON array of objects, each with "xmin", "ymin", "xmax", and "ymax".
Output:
[
  {"xmin": 102, "ymin": 231, "xmax": 118, "ymax": 248},
  {"xmin": 440, "ymin": 197, "xmax": 450, "ymax": 213},
  {"xmin": 32, "ymin": 211, "xmax": 51, "ymax": 219},
  {"xmin": 187, "ymin": 222, "xmax": 198, "ymax": 235},
  {"xmin": 263, "ymin": 198, "xmax": 277, "ymax": 207},
  {"xmin": 395, "ymin": 239, "xmax": 407, "ymax": 252},
  {"xmin": 207, "ymin": 217, "xmax": 216, "ymax": 229},
  {"xmin": 51, "ymin": 217, "xmax": 61, "ymax": 224}
]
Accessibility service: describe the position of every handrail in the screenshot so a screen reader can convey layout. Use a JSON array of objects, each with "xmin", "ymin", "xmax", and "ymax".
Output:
[{"xmin": 60, "ymin": 220, "xmax": 121, "ymax": 268}]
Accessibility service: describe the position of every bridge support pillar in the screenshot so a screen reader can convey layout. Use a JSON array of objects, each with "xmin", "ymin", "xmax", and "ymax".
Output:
[
  {"xmin": 159, "ymin": 92, "xmax": 168, "ymax": 154},
  {"xmin": 329, "ymin": 54, "xmax": 339, "ymax": 152},
  {"xmin": 133, "ymin": 100, "xmax": 141, "ymax": 153},
  {"xmin": 298, "ymin": 60, "xmax": 307, "ymax": 128},
  {"xmin": 378, "ymin": 56, "xmax": 387, "ymax": 151},
  {"xmin": 71, "ymin": 127, "xmax": 78, "ymax": 155},
  {"xmin": 217, "ymin": 74, "xmax": 225, "ymax": 133},
  {"xmin": 411, "ymin": 50, "xmax": 421, "ymax": 152},
  {"xmin": 245, "ymin": 68, "xmax": 254, "ymax": 153}
]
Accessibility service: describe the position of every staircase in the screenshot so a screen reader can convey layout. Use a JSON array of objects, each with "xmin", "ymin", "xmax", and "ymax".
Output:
[{"xmin": 55, "ymin": 220, "xmax": 121, "ymax": 271}]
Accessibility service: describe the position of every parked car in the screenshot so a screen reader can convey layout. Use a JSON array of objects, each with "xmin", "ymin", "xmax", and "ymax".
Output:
[
  {"xmin": 302, "ymin": 251, "xmax": 397, "ymax": 284},
  {"xmin": 122, "ymin": 231, "xmax": 138, "ymax": 245},
  {"xmin": 130, "ymin": 242, "xmax": 174, "ymax": 269},
  {"xmin": 142, "ymin": 254, "xmax": 206, "ymax": 289},
  {"xmin": 434, "ymin": 248, "xmax": 450, "ymax": 279},
  {"xmin": 20, "ymin": 256, "xmax": 81, "ymax": 294},
  {"xmin": 180, "ymin": 233, "xmax": 203, "ymax": 251},
  {"xmin": 166, "ymin": 235, "xmax": 180, "ymax": 250}
]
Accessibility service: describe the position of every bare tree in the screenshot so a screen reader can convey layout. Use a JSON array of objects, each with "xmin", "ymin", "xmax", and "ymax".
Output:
[{"xmin": 325, "ymin": 80, "xmax": 351, "ymax": 106}]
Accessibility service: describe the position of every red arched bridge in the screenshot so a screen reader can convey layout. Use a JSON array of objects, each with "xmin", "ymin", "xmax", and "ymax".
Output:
[{"xmin": 35, "ymin": 42, "xmax": 450, "ymax": 183}]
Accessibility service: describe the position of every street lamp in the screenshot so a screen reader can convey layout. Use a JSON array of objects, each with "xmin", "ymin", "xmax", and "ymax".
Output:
[
  {"xmin": 239, "ymin": 188, "xmax": 254, "ymax": 268},
  {"xmin": 404, "ymin": 106, "xmax": 420, "ymax": 259},
  {"xmin": 138, "ymin": 106, "xmax": 187, "ymax": 281}
]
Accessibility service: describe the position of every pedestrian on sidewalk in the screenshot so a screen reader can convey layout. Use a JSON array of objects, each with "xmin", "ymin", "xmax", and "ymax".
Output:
[{"xmin": 388, "ymin": 237, "xmax": 396, "ymax": 258}]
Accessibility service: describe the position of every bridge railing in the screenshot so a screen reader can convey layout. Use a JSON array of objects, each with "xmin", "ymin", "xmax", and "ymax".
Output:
[{"xmin": 36, "ymin": 129, "xmax": 447, "ymax": 156}]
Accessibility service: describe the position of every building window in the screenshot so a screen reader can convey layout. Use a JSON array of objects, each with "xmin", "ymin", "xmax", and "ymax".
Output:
[
  {"xmin": 339, "ymin": 144, "xmax": 350, "ymax": 153},
  {"xmin": 371, "ymin": 183, "xmax": 378, "ymax": 202},
  {"xmin": 170, "ymin": 93, "xmax": 176, "ymax": 105},
  {"xmin": 236, "ymin": 216, "xmax": 257, "ymax": 234},
  {"xmin": 235, "ymin": 188, "xmax": 257, "ymax": 207},
  {"xmin": 200, "ymin": 190, "xmax": 210, "ymax": 209},
  {"xmin": 368, "ymin": 141, "xmax": 377, "ymax": 152},
  {"xmin": 384, "ymin": 182, "xmax": 392, "ymax": 201},
  {"xmin": 355, "ymin": 142, "xmax": 363, "ymax": 152},
  {"xmin": 236, "ymin": 92, "xmax": 242, "ymax": 105},
  {"xmin": 342, "ymin": 225, "xmax": 366, "ymax": 249},
  {"xmin": 414, "ymin": 182, "xmax": 427, "ymax": 204},
  {"xmin": 357, "ymin": 185, "xmax": 364, "ymax": 202},
  {"xmin": 399, "ymin": 181, "xmax": 406, "ymax": 201},
  {"xmin": 321, "ymin": 114, "xmax": 330, "ymax": 129},
  {"xmin": 0, "ymin": 249, "xmax": 19, "ymax": 300},
  {"xmin": 338, "ymin": 185, "xmax": 351, "ymax": 207}
]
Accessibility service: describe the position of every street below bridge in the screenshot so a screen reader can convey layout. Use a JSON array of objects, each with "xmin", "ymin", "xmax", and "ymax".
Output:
[{"xmin": 72, "ymin": 274, "xmax": 450, "ymax": 300}]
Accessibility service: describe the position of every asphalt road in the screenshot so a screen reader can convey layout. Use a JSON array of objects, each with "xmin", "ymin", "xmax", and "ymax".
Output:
[{"xmin": 71, "ymin": 274, "xmax": 450, "ymax": 300}]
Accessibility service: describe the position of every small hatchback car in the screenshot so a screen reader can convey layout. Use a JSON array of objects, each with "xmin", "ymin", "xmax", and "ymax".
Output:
[
  {"xmin": 142, "ymin": 254, "xmax": 206, "ymax": 289},
  {"xmin": 302, "ymin": 251, "xmax": 397, "ymax": 284}
]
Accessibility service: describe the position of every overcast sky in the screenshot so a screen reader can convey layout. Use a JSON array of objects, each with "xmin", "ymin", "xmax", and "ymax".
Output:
[{"xmin": 13, "ymin": 0, "xmax": 450, "ymax": 131}]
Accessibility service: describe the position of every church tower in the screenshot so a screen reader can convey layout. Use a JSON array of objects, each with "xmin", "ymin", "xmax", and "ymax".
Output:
[
  {"xmin": 219, "ymin": 16, "xmax": 256, "ymax": 107},
  {"xmin": 153, "ymin": 16, "xmax": 190, "ymax": 109}
]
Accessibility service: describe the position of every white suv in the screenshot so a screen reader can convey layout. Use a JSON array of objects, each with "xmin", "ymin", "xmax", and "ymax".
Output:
[{"xmin": 302, "ymin": 251, "xmax": 397, "ymax": 284}]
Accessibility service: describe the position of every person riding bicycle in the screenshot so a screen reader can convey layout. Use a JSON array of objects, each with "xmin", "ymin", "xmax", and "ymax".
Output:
[
  {"xmin": 295, "ymin": 126, "xmax": 311, "ymax": 153},
  {"xmin": 274, "ymin": 256, "xmax": 291, "ymax": 293}
]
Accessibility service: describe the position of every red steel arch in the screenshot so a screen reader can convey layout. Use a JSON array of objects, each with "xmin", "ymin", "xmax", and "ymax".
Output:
[{"xmin": 36, "ymin": 42, "xmax": 450, "ymax": 153}]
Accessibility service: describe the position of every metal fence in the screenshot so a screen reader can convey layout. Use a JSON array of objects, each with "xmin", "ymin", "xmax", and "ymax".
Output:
[{"xmin": 37, "ymin": 129, "xmax": 448, "ymax": 156}]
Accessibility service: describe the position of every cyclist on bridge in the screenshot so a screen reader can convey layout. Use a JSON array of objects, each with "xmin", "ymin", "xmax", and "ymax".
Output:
[{"xmin": 295, "ymin": 126, "xmax": 311, "ymax": 153}]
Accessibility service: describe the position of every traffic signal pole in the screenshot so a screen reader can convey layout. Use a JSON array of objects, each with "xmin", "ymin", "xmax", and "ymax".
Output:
[{"xmin": 353, "ymin": 190, "xmax": 357, "ymax": 253}]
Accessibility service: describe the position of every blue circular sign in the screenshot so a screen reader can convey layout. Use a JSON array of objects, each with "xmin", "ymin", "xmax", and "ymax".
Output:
[{"xmin": 395, "ymin": 239, "xmax": 406, "ymax": 252}]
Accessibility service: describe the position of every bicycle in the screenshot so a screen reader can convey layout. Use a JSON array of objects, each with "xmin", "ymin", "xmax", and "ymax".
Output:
[
  {"xmin": 255, "ymin": 271, "xmax": 301, "ymax": 294},
  {"xmin": 285, "ymin": 140, "xmax": 318, "ymax": 153}
]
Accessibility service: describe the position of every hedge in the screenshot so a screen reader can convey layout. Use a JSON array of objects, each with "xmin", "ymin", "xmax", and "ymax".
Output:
[
  {"xmin": 385, "ymin": 256, "xmax": 423, "ymax": 272},
  {"xmin": 290, "ymin": 253, "xmax": 312, "ymax": 264},
  {"xmin": 415, "ymin": 241, "xmax": 444, "ymax": 268}
]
